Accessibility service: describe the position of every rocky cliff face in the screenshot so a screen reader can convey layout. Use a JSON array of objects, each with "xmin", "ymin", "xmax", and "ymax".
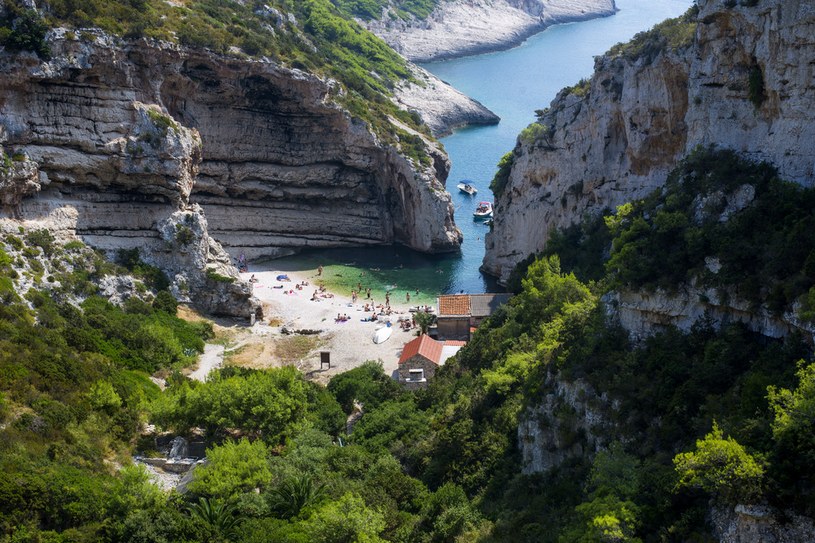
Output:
[
  {"xmin": 484, "ymin": 0, "xmax": 815, "ymax": 284},
  {"xmin": 365, "ymin": 0, "xmax": 617, "ymax": 62},
  {"xmin": 607, "ymin": 285, "xmax": 815, "ymax": 345},
  {"xmin": 0, "ymin": 30, "xmax": 462, "ymax": 313},
  {"xmin": 518, "ymin": 374, "xmax": 613, "ymax": 474},
  {"xmin": 711, "ymin": 504, "xmax": 815, "ymax": 543},
  {"xmin": 394, "ymin": 65, "xmax": 500, "ymax": 137}
]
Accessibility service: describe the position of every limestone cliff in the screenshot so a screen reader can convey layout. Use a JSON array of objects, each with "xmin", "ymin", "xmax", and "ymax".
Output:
[
  {"xmin": 484, "ymin": 0, "xmax": 815, "ymax": 284},
  {"xmin": 364, "ymin": 0, "xmax": 617, "ymax": 62},
  {"xmin": 0, "ymin": 30, "xmax": 462, "ymax": 313},
  {"xmin": 711, "ymin": 504, "xmax": 815, "ymax": 543},
  {"xmin": 393, "ymin": 65, "xmax": 500, "ymax": 137}
]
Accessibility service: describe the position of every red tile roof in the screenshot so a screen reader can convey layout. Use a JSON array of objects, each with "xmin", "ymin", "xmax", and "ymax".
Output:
[
  {"xmin": 438, "ymin": 295, "xmax": 470, "ymax": 316},
  {"xmin": 399, "ymin": 334, "xmax": 443, "ymax": 365},
  {"xmin": 443, "ymin": 340, "xmax": 467, "ymax": 347}
]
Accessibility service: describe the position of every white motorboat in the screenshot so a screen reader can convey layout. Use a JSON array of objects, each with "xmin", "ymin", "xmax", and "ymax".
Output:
[
  {"xmin": 473, "ymin": 201, "xmax": 493, "ymax": 219},
  {"xmin": 372, "ymin": 324, "xmax": 393, "ymax": 344},
  {"xmin": 457, "ymin": 182, "xmax": 477, "ymax": 195}
]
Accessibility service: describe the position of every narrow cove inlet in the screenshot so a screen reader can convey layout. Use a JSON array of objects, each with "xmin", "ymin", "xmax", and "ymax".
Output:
[
  {"xmin": 4, "ymin": 1, "xmax": 815, "ymax": 540},
  {"xmin": 268, "ymin": 0, "xmax": 693, "ymax": 297}
]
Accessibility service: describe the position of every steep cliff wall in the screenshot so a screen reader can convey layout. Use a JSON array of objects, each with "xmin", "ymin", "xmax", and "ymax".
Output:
[
  {"xmin": 364, "ymin": 0, "xmax": 617, "ymax": 62},
  {"xmin": 484, "ymin": 0, "xmax": 815, "ymax": 284},
  {"xmin": 0, "ymin": 31, "xmax": 462, "ymax": 313}
]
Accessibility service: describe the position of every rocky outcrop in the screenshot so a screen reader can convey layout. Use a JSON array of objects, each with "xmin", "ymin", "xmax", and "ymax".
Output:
[
  {"xmin": 518, "ymin": 374, "xmax": 613, "ymax": 473},
  {"xmin": 607, "ymin": 286, "xmax": 815, "ymax": 345},
  {"xmin": 484, "ymin": 0, "xmax": 815, "ymax": 284},
  {"xmin": 711, "ymin": 504, "xmax": 815, "ymax": 543},
  {"xmin": 393, "ymin": 65, "xmax": 500, "ymax": 137},
  {"xmin": 364, "ymin": 0, "xmax": 617, "ymax": 62},
  {"xmin": 0, "ymin": 29, "xmax": 462, "ymax": 314},
  {"xmin": 0, "ymin": 153, "xmax": 41, "ymax": 211}
]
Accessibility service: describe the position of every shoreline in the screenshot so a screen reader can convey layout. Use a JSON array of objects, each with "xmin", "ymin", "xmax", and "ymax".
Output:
[
  {"xmin": 242, "ymin": 263, "xmax": 434, "ymax": 382},
  {"xmin": 415, "ymin": 9, "xmax": 620, "ymax": 64},
  {"xmin": 366, "ymin": 1, "xmax": 618, "ymax": 64}
]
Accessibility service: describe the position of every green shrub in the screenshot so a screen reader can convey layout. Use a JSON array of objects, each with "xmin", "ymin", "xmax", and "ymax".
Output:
[
  {"xmin": 152, "ymin": 290, "xmax": 178, "ymax": 315},
  {"xmin": 25, "ymin": 229, "xmax": 56, "ymax": 257},
  {"xmin": 490, "ymin": 151, "xmax": 515, "ymax": 197},
  {"xmin": 175, "ymin": 224, "xmax": 195, "ymax": 246},
  {"xmin": 607, "ymin": 6, "xmax": 697, "ymax": 63},
  {"xmin": 674, "ymin": 423, "xmax": 764, "ymax": 503},
  {"xmin": 0, "ymin": 6, "xmax": 50, "ymax": 58},
  {"xmin": 4, "ymin": 235, "xmax": 24, "ymax": 251},
  {"xmin": 206, "ymin": 269, "xmax": 235, "ymax": 283},
  {"xmin": 327, "ymin": 360, "xmax": 402, "ymax": 414}
]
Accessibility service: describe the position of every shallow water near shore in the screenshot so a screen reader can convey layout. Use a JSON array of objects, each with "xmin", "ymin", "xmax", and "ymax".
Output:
[
  {"xmin": 273, "ymin": 0, "xmax": 693, "ymax": 298},
  {"xmin": 260, "ymin": 244, "xmax": 503, "ymax": 307}
]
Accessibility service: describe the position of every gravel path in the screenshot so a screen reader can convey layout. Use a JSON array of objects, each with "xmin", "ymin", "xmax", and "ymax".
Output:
[{"xmin": 188, "ymin": 344, "xmax": 225, "ymax": 382}]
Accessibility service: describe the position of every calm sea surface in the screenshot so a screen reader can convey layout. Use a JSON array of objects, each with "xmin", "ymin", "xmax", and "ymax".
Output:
[{"xmin": 272, "ymin": 0, "xmax": 693, "ymax": 299}]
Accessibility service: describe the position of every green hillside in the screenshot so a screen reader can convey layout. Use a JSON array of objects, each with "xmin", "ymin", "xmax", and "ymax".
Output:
[{"xmin": 2, "ymin": 149, "xmax": 814, "ymax": 541}]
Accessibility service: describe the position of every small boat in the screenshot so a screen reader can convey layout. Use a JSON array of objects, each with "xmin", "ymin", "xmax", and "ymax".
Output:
[
  {"xmin": 372, "ymin": 324, "xmax": 393, "ymax": 344},
  {"xmin": 473, "ymin": 201, "xmax": 493, "ymax": 219},
  {"xmin": 457, "ymin": 182, "xmax": 477, "ymax": 195}
]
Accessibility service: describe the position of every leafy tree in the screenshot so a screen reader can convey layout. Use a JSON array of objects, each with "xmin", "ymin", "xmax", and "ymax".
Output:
[
  {"xmin": 189, "ymin": 439, "xmax": 272, "ymax": 499},
  {"xmin": 674, "ymin": 423, "xmax": 764, "ymax": 503},
  {"xmin": 87, "ymin": 380, "xmax": 123, "ymax": 412},
  {"xmin": 588, "ymin": 442, "xmax": 641, "ymax": 500},
  {"xmin": 414, "ymin": 311, "xmax": 436, "ymax": 335},
  {"xmin": 768, "ymin": 360, "xmax": 815, "ymax": 510},
  {"xmin": 301, "ymin": 492, "xmax": 386, "ymax": 543},
  {"xmin": 560, "ymin": 496, "xmax": 642, "ymax": 543},
  {"xmin": 152, "ymin": 367, "xmax": 310, "ymax": 440},
  {"xmin": 327, "ymin": 361, "xmax": 402, "ymax": 414}
]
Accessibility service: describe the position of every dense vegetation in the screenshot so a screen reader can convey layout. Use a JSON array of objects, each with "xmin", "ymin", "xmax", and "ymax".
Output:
[{"xmin": 3, "ymin": 147, "xmax": 815, "ymax": 540}]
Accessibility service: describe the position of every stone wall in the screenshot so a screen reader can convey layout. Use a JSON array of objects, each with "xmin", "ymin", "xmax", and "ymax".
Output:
[{"xmin": 398, "ymin": 356, "xmax": 438, "ymax": 390}]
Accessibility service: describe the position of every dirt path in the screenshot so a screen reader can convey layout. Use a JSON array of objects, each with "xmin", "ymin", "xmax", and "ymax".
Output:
[{"xmin": 188, "ymin": 344, "xmax": 225, "ymax": 382}]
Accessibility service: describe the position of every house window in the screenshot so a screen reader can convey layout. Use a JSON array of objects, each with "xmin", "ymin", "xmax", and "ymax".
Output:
[{"xmin": 408, "ymin": 369, "xmax": 425, "ymax": 382}]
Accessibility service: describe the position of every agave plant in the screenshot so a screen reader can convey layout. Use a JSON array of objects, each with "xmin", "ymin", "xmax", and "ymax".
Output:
[{"xmin": 267, "ymin": 473, "xmax": 325, "ymax": 519}]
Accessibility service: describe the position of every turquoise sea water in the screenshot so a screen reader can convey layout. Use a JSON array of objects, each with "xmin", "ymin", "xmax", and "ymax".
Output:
[{"xmin": 274, "ymin": 0, "xmax": 693, "ymax": 295}]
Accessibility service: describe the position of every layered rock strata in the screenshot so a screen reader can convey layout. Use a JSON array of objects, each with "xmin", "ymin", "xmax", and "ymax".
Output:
[
  {"xmin": 365, "ymin": 0, "xmax": 617, "ymax": 62},
  {"xmin": 0, "ymin": 31, "xmax": 462, "ymax": 313},
  {"xmin": 607, "ymin": 286, "xmax": 815, "ymax": 345},
  {"xmin": 484, "ymin": 0, "xmax": 815, "ymax": 284}
]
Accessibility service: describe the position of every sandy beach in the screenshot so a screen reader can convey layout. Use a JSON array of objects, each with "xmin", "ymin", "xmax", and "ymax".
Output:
[{"xmin": 241, "ymin": 264, "xmax": 431, "ymax": 382}]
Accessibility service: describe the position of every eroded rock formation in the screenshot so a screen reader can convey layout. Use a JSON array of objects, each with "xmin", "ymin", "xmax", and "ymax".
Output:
[
  {"xmin": 484, "ymin": 0, "xmax": 815, "ymax": 284},
  {"xmin": 0, "ymin": 29, "xmax": 463, "ymax": 314}
]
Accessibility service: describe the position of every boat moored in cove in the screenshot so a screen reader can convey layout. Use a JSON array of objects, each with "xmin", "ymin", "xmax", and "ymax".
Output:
[
  {"xmin": 473, "ymin": 201, "xmax": 493, "ymax": 220},
  {"xmin": 457, "ymin": 182, "xmax": 478, "ymax": 195}
]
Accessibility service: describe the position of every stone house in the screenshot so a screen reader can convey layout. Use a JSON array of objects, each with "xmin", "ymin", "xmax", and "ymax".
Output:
[
  {"xmin": 397, "ymin": 334, "xmax": 465, "ymax": 389},
  {"xmin": 435, "ymin": 293, "xmax": 511, "ymax": 340}
]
